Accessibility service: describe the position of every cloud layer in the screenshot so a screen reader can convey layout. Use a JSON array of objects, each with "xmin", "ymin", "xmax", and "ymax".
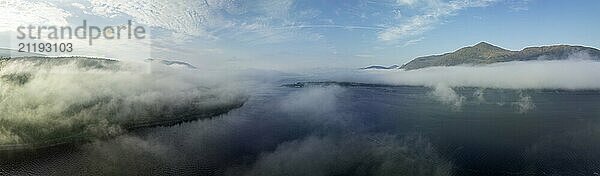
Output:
[
  {"xmin": 357, "ymin": 60, "xmax": 600, "ymax": 90},
  {"xmin": 0, "ymin": 57, "xmax": 246, "ymax": 146},
  {"xmin": 0, "ymin": 0, "xmax": 71, "ymax": 32}
]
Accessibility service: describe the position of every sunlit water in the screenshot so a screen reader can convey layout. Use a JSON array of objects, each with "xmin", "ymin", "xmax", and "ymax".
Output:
[{"xmin": 1, "ymin": 82, "xmax": 600, "ymax": 175}]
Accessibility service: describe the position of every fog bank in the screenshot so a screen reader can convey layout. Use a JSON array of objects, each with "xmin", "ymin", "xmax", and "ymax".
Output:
[
  {"xmin": 368, "ymin": 60, "xmax": 600, "ymax": 90},
  {"xmin": 0, "ymin": 57, "xmax": 247, "ymax": 146}
]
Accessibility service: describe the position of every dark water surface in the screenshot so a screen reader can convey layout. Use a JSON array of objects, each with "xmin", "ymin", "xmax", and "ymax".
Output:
[{"xmin": 1, "ymin": 83, "xmax": 600, "ymax": 175}]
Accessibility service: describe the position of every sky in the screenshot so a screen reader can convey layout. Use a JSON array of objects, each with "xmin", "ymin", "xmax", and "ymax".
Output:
[{"xmin": 1, "ymin": 0, "xmax": 599, "ymax": 70}]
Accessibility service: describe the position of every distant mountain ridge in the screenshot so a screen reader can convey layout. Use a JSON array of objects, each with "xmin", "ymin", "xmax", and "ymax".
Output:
[
  {"xmin": 361, "ymin": 65, "xmax": 399, "ymax": 70},
  {"xmin": 145, "ymin": 58, "xmax": 197, "ymax": 69},
  {"xmin": 400, "ymin": 42, "xmax": 600, "ymax": 70}
]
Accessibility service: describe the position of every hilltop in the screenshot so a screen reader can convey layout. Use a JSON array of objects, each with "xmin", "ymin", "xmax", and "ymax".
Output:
[{"xmin": 400, "ymin": 42, "xmax": 600, "ymax": 70}]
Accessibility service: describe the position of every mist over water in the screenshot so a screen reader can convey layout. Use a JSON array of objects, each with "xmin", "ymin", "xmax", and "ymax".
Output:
[
  {"xmin": 323, "ymin": 59, "xmax": 600, "ymax": 90},
  {"xmin": 0, "ymin": 57, "xmax": 247, "ymax": 146},
  {"xmin": 1, "ymin": 59, "xmax": 600, "ymax": 175}
]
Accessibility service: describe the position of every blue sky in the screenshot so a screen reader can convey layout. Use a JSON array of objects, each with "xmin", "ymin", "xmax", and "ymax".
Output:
[{"xmin": 1, "ymin": 0, "xmax": 599, "ymax": 70}]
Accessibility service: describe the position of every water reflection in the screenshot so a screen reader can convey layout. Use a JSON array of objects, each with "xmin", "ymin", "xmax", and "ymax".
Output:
[{"xmin": 1, "ymin": 85, "xmax": 600, "ymax": 175}]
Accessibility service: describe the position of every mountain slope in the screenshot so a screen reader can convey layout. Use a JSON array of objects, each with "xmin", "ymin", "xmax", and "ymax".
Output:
[{"xmin": 400, "ymin": 42, "xmax": 600, "ymax": 70}]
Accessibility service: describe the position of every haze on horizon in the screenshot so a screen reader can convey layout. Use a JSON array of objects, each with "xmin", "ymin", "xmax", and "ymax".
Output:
[{"xmin": 1, "ymin": 0, "xmax": 599, "ymax": 70}]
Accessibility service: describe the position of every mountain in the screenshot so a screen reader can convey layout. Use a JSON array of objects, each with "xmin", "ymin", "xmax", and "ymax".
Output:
[
  {"xmin": 400, "ymin": 42, "xmax": 600, "ymax": 70},
  {"xmin": 361, "ymin": 64, "xmax": 400, "ymax": 70},
  {"xmin": 145, "ymin": 58, "xmax": 197, "ymax": 69}
]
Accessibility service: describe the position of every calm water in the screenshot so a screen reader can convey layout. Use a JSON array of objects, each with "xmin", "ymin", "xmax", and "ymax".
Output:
[{"xmin": 1, "ymin": 83, "xmax": 600, "ymax": 175}]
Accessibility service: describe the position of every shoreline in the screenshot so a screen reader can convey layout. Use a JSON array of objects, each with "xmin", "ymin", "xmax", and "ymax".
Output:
[{"xmin": 0, "ymin": 102, "xmax": 245, "ymax": 152}]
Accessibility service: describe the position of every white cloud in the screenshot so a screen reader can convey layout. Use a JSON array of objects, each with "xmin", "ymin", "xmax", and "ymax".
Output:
[
  {"xmin": 88, "ymin": 0, "xmax": 211, "ymax": 38},
  {"xmin": 83, "ymin": 0, "xmax": 307, "ymax": 44},
  {"xmin": 0, "ymin": 0, "xmax": 155, "ymax": 60},
  {"xmin": 379, "ymin": 0, "xmax": 498, "ymax": 41},
  {"xmin": 256, "ymin": 0, "xmax": 294, "ymax": 18},
  {"xmin": 0, "ymin": 0, "xmax": 536, "ymax": 64},
  {"xmin": 0, "ymin": 0, "xmax": 314, "ymax": 60},
  {"xmin": 0, "ymin": 0, "xmax": 71, "ymax": 32},
  {"xmin": 71, "ymin": 2, "xmax": 86, "ymax": 9},
  {"xmin": 402, "ymin": 36, "xmax": 425, "ymax": 47},
  {"xmin": 396, "ymin": 0, "xmax": 419, "ymax": 6},
  {"xmin": 507, "ymin": 0, "xmax": 532, "ymax": 11}
]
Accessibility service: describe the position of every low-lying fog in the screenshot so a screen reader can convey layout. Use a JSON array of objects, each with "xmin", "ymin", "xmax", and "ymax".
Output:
[{"xmin": 2, "ymin": 57, "xmax": 600, "ymax": 175}]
